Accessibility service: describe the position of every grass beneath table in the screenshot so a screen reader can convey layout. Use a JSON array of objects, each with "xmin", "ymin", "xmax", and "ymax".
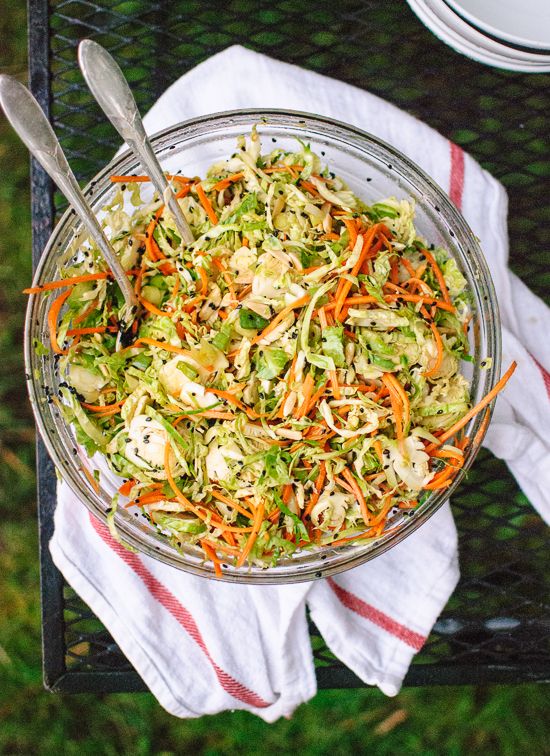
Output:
[{"xmin": 0, "ymin": 2, "xmax": 548, "ymax": 753}]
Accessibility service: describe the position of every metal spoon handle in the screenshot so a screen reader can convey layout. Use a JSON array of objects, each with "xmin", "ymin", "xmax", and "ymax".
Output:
[
  {"xmin": 0, "ymin": 74, "xmax": 138, "ymax": 323},
  {"xmin": 78, "ymin": 39, "xmax": 194, "ymax": 246}
]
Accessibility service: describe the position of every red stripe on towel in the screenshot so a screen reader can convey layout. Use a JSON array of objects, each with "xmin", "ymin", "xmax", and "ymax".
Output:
[
  {"xmin": 89, "ymin": 514, "xmax": 271, "ymax": 709},
  {"xmin": 530, "ymin": 354, "xmax": 550, "ymax": 399},
  {"xmin": 449, "ymin": 142, "xmax": 465, "ymax": 209},
  {"xmin": 327, "ymin": 578, "xmax": 426, "ymax": 651}
]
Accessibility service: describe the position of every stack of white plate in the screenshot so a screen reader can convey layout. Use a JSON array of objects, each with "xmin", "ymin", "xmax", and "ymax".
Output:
[{"xmin": 406, "ymin": 0, "xmax": 550, "ymax": 72}]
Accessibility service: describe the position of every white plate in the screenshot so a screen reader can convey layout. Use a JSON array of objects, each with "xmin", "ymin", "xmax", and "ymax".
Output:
[
  {"xmin": 446, "ymin": 0, "xmax": 550, "ymax": 51},
  {"xmin": 407, "ymin": 0, "xmax": 550, "ymax": 72},
  {"xmin": 437, "ymin": 0, "xmax": 550, "ymax": 62}
]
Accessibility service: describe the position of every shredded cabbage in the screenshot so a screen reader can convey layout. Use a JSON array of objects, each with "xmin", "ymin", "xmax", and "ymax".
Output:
[{"xmin": 40, "ymin": 130, "xmax": 479, "ymax": 571}]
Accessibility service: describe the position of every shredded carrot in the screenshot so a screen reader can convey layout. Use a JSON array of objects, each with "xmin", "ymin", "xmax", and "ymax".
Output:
[
  {"xmin": 389, "ymin": 255, "xmax": 400, "ymax": 285},
  {"xmin": 80, "ymin": 464, "xmax": 100, "ymax": 493},
  {"xmin": 401, "ymin": 257, "xmax": 417, "ymax": 278},
  {"xmin": 472, "ymin": 407, "xmax": 491, "ymax": 447},
  {"xmin": 334, "ymin": 225, "xmax": 387, "ymax": 320},
  {"xmin": 109, "ymin": 173, "xmax": 193, "ymax": 185},
  {"xmin": 341, "ymin": 468, "xmax": 371, "ymax": 526},
  {"xmin": 236, "ymin": 501, "xmax": 265, "ymax": 567},
  {"xmin": 250, "ymin": 294, "xmax": 310, "ymax": 347},
  {"xmin": 201, "ymin": 539, "xmax": 241, "ymax": 557},
  {"xmin": 118, "ymin": 479, "xmax": 136, "ymax": 497},
  {"xmin": 428, "ymin": 361, "xmax": 517, "ymax": 449},
  {"xmin": 423, "ymin": 465, "xmax": 457, "ymax": 489},
  {"xmin": 342, "ymin": 218, "xmax": 358, "ymax": 250},
  {"xmin": 139, "ymin": 297, "xmax": 172, "ymax": 318},
  {"xmin": 373, "ymin": 439, "xmax": 384, "ymax": 465},
  {"xmin": 300, "ymin": 179, "xmax": 320, "ymax": 196},
  {"xmin": 170, "ymin": 275, "xmax": 180, "ymax": 300},
  {"xmin": 294, "ymin": 373, "xmax": 315, "ymax": 419},
  {"xmin": 382, "ymin": 373, "xmax": 404, "ymax": 443},
  {"xmin": 282, "ymin": 483, "xmax": 293, "ymax": 505},
  {"xmin": 303, "ymin": 461, "xmax": 327, "ymax": 519},
  {"xmin": 72, "ymin": 297, "xmax": 99, "ymax": 325},
  {"xmin": 198, "ymin": 266, "xmax": 209, "ymax": 296},
  {"xmin": 210, "ymin": 489, "xmax": 255, "ymax": 520},
  {"xmin": 212, "ymin": 171, "xmax": 244, "ymax": 192},
  {"xmin": 327, "ymin": 526, "xmax": 380, "ymax": 547},
  {"xmin": 383, "ymin": 373, "xmax": 410, "ymax": 431},
  {"xmin": 424, "ymin": 320, "xmax": 444, "ymax": 377},
  {"xmin": 48, "ymin": 288, "xmax": 72, "ymax": 354},
  {"xmin": 207, "ymin": 388, "xmax": 257, "ymax": 418},
  {"xmin": 369, "ymin": 495, "xmax": 394, "ymax": 527},
  {"xmin": 196, "ymin": 183, "xmax": 218, "ymax": 225},
  {"xmin": 335, "ymin": 475, "xmax": 355, "ymax": 495},
  {"xmin": 110, "ymin": 174, "xmax": 150, "ymax": 182},
  {"xmin": 25, "ymin": 271, "xmax": 111, "ymax": 294},
  {"xmin": 300, "ymin": 265, "xmax": 324, "ymax": 274},
  {"xmin": 200, "ymin": 540, "xmax": 223, "ymax": 577},
  {"xmin": 420, "ymin": 247, "xmax": 451, "ymax": 304},
  {"xmin": 237, "ymin": 284, "xmax": 252, "ymax": 300},
  {"xmin": 81, "ymin": 398, "xmax": 125, "ymax": 412},
  {"xmin": 402, "ymin": 276, "xmax": 435, "ymax": 296},
  {"xmin": 306, "ymin": 380, "xmax": 329, "ymax": 417},
  {"xmin": 66, "ymin": 325, "xmax": 117, "ymax": 337},
  {"xmin": 133, "ymin": 338, "xmax": 192, "ymax": 356}
]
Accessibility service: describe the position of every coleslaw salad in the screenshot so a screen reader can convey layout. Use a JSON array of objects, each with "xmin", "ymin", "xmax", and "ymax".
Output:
[{"xmin": 26, "ymin": 129, "xmax": 515, "ymax": 575}]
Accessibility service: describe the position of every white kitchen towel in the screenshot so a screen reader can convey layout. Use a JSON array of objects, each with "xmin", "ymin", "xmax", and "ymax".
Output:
[{"xmin": 50, "ymin": 45, "xmax": 550, "ymax": 722}]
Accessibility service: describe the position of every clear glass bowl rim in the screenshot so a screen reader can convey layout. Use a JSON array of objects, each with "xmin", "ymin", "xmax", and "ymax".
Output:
[{"xmin": 24, "ymin": 109, "xmax": 501, "ymax": 584}]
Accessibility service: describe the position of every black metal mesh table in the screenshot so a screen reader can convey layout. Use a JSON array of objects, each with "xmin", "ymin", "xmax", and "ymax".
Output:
[{"xmin": 28, "ymin": 0, "xmax": 550, "ymax": 692}]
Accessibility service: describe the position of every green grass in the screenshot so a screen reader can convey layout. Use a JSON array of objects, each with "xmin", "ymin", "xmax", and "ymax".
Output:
[{"xmin": 0, "ymin": 2, "xmax": 548, "ymax": 754}]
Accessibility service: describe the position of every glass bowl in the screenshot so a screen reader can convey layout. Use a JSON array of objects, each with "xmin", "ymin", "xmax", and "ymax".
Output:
[{"xmin": 24, "ymin": 110, "xmax": 501, "ymax": 583}]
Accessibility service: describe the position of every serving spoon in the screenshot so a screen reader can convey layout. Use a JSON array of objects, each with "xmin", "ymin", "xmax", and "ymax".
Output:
[
  {"xmin": 78, "ymin": 39, "xmax": 194, "ymax": 246},
  {"xmin": 0, "ymin": 74, "xmax": 139, "ymax": 329}
]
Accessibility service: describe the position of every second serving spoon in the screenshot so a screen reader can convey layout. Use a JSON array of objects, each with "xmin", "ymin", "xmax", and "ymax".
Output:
[{"xmin": 78, "ymin": 39, "xmax": 194, "ymax": 246}]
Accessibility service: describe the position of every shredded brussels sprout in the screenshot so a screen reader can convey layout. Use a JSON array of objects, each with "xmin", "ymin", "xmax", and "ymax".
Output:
[{"xmin": 35, "ymin": 129, "xmax": 483, "ymax": 573}]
